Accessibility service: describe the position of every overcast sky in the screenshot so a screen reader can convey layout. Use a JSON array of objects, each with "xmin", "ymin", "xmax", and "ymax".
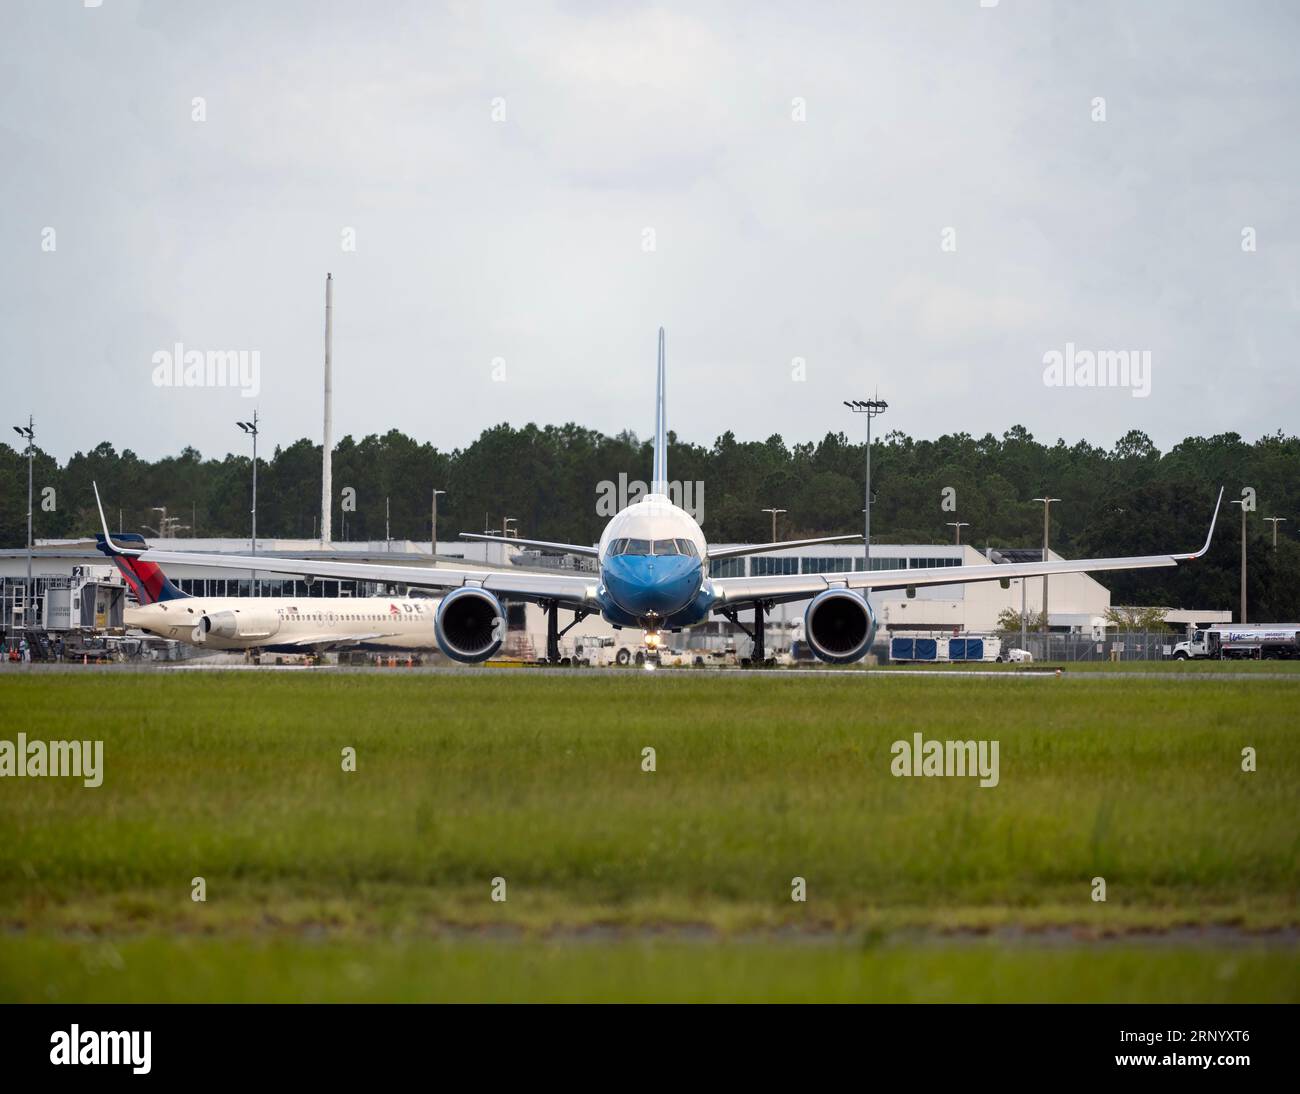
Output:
[{"xmin": 2, "ymin": 0, "xmax": 1297, "ymax": 462}]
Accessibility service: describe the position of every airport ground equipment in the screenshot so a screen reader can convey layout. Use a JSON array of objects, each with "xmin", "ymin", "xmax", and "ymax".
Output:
[
  {"xmin": 889, "ymin": 633, "xmax": 1006, "ymax": 663},
  {"xmin": 1172, "ymin": 625, "xmax": 1300, "ymax": 660}
]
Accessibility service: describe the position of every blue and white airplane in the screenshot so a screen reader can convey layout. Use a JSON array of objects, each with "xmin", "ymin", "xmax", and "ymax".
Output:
[{"xmin": 94, "ymin": 329, "xmax": 1223, "ymax": 664}]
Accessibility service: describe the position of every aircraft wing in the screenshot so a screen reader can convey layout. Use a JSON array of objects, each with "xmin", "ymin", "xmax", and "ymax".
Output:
[
  {"xmin": 274, "ymin": 632, "xmax": 399, "ymax": 649},
  {"xmin": 714, "ymin": 553, "xmax": 1181, "ymax": 608},
  {"xmin": 712, "ymin": 488, "xmax": 1223, "ymax": 608},
  {"xmin": 135, "ymin": 548, "xmax": 600, "ymax": 610},
  {"xmin": 92, "ymin": 482, "xmax": 598, "ymax": 610},
  {"xmin": 708, "ymin": 534, "xmax": 863, "ymax": 561},
  {"xmin": 458, "ymin": 532, "xmax": 599, "ymax": 557}
]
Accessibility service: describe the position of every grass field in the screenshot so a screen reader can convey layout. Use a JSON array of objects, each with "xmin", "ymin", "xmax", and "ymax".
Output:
[{"xmin": 1, "ymin": 669, "xmax": 1297, "ymax": 1001}]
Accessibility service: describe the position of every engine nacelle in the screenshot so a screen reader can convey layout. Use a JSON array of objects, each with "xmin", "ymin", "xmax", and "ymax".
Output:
[
  {"xmin": 803, "ymin": 589, "xmax": 876, "ymax": 663},
  {"xmin": 193, "ymin": 608, "xmax": 281, "ymax": 644},
  {"xmin": 435, "ymin": 587, "xmax": 505, "ymax": 663}
]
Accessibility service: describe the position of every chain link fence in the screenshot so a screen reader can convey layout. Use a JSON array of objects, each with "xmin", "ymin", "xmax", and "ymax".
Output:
[{"xmin": 1005, "ymin": 631, "xmax": 1180, "ymax": 662}]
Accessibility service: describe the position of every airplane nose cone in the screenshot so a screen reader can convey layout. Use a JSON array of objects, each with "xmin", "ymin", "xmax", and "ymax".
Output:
[{"xmin": 604, "ymin": 555, "xmax": 701, "ymax": 618}]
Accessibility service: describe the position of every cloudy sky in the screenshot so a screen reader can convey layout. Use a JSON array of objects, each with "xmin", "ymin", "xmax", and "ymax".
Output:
[{"xmin": 2, "ymin": 0, "xmax": 1297, "ymax": 461}]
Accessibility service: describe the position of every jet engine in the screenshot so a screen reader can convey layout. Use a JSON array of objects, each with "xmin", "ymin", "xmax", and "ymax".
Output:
[
  {"xmin": 803, "ymin": 588, "xmax": 875, "ymax": 663},
  {"xmin": 434, "ymin": 587, "xmax": 505, "ymax": 663},
  {"xmin": 192, "ymin": 608, "xmax": 281, "ymax": 644}
]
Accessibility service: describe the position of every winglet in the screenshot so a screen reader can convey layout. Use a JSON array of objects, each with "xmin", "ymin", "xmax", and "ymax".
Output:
[
  {"xmin": 93, "ymin": 481, "xmax": 144, "ymax": 557},
  {"xmin": 1173, "ymin": 486, "xmax": 1224, "ymax": 561}
]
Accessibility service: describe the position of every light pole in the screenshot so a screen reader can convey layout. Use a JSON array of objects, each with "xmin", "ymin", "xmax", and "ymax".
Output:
[
  {"xmin": 1264, "ymin": 516, "xmax": 1286, "ymax": 548},
  {"xmin": 1230, "ymin": 498, "xmax": 1249, "ymax": 622},
  {"xmin": 431, "ymin": 488, "xmax": 446, "ymax": 557},
  {"xmin": 502, "ymin": 516, "xmax": 518, "ymax": 539},
  {"xmin": 147, "ymin": 507, "xmax": 171, "ymax": 537},
  {"xmin": 946, "ymin": 520, "xmax": 969, "ymax": 545},
  {"xmin": 761, "ymin": 507, "xmax": 787, "ymax": 542},
  {"xmin": 844, "ymin": 398, "xmax": 888, "ymax": 571},
  {"xmin": 1032, "ymin": 497, "xmax": 1060, "ymax": 634},
  {"xmin": 12, "ymin": 417, "xmax": 34, "ymax": 636},
  {"xmin": 237, "ymin": 411, "xmax": 259, "ymax": 594}
]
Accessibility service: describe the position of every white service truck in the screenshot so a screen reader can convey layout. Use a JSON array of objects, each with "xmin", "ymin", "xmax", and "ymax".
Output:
[
  {"xmin": 571, "ymin": 633, "xmax": 649, "ymax": 666},
  {"xmin": 572, "ymin": 634, "xmax": 624, "ymax": 666},
  {"xmin": 572, "ymin": 633, "xmax": 729, "ymax": 668},
  {"xmin": 1172, "ymin": 625, "xmax": 1300, "ymax": 660}
]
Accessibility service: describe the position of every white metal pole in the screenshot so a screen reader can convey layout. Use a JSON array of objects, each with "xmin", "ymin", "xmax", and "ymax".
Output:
[
  {"xmin": 251, "ymin": 410, "xmax": 258, "ymax": 593},
  {"xmin": 321, "ymin": 273, "xmax": 333, "ymax": 546},
  {"xmin": 25, "ymin": 416, "xmax": 33, "ymax": 634}
]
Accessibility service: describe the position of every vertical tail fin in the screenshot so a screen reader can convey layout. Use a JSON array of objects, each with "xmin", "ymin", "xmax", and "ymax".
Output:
[
  {"xmin": 96, "ymin": 533, "xmax": 191, "ymax": 604},
  {"xmin": 651, "ymin": 326, "xmax": 668, "ymax": 496},
  {"xmin": 90, "ymin": 484, "xmax": 189, "ymax": 604}
]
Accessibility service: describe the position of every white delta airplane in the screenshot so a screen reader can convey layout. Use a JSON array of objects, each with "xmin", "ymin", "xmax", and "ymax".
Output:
[
  {"xmin": 94, "ymin": 532, "xmax": 441, "ymax": 655},
  {"xmin": 95, "ymin": 329, "xmax": 1223, "ymax": 666}
]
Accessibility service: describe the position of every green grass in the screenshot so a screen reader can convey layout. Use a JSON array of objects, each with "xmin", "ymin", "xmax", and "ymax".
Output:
[
  {"xmin": 4, "ymin": 936, "xmax": 1293, "ymax": 1003},
  {"xmin": 1, "ymin": 670, "xmax": 1297, "ymax": 1001},
  {"xmin": 878, "ymin": 659, "xmax": 1300, "ymax": 673}
]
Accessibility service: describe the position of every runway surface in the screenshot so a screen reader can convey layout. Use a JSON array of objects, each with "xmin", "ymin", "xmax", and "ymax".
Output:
[{"xmin": 7, "ymin": 661, "xmax": 1300, "ymax": 682}]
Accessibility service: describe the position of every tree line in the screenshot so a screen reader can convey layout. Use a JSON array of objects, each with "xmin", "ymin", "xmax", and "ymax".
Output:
[{"xmin": 2, "ymin": 424, "xmax": 1297, "ymax": 618}]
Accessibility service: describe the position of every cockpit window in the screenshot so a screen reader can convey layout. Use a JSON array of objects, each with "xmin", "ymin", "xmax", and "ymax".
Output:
[{"xmin": 609, "ymin": 537, "xmax": 697, "ymax": 557}]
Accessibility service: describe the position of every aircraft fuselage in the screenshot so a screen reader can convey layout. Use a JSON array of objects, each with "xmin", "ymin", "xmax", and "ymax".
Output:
[{"xmin": 595, "ymin": 494, "xmax": 715, "ymax": 629}]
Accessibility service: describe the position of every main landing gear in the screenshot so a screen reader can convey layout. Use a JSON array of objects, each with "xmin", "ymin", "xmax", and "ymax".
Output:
[
  {"xmin": 721, "ymin": 601, "xmax": 775, "ymax": 668},
  {"xmin": 540, "ymin": 601, "xmax": 590, "ymax": 665}
]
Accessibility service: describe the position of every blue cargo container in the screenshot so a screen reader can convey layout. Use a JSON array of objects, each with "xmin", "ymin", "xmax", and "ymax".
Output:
[{"xmin": 890, "ymin": 635, "xmax": 998, "ymax": 663}]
